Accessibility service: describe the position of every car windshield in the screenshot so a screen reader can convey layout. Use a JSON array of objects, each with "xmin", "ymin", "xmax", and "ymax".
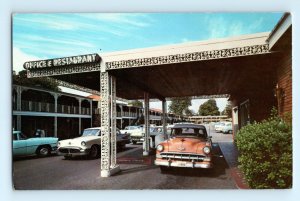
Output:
[
  {"xmin": 82, "ymin": 129, "xmax": 100, "ymax": 136},
  {"xmin": 171, "ymin": 127, "xmax": 207, "ymax": 138}
]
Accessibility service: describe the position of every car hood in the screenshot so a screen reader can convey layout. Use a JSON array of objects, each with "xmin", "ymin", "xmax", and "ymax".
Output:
[
  {"xmin": 166, "ymin": 137, "xmax": 208, "ymax": 154},
  {"xmin": 59, "ymin": 136, "xmax": 101, "ymax": 147}
]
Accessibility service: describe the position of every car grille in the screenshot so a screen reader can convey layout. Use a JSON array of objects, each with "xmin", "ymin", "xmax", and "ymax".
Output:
[
  {"xmin": 160, "ymin": 152, "xmax": 206, "ymax": 162},
  {"xmin": 59, "ymin": 148, "xmax": 80, "ymax": 153}
]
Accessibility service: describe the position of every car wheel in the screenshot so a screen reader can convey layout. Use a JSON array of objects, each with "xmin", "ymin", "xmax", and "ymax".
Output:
[
  {"xmin": 36, "ymin": 146, "xmax": 51, "ymax": 157},
  {"xmin": 229, "ymin": 130, "xmax": 233, "ymax": 134},
  {"xmin": 89, "ymin": 145, "xmax": 100, "ymax": 159}
]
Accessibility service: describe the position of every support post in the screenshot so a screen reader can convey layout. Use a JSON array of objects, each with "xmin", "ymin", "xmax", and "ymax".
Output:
[
  {"xmin": 16, "ymin": 115, "xmax": 21, "ymax": 131},
  {"xmin": 100, "ymin": 72, "xmax": 120, "ymax": 177},
  {"xmin": 162, "ymin": 99, "xmax": 167, "ymax": 139},
  {"xmin": 17, "ymin": 86, "xmax": 22, "ymax": 111},
  {"xmin": 143, "ymin": 92, "xmax": 150, "ymax": 156},
  {"xmin": 110, "ymin": 75, "xmax": 118, "ymax": 170},
  {"xmin": 79, "ymin": 117, "xmax": 81, "ymax": 136},
  {"xmin": 232, "ymin": 106, "xmax": 239, "ymax": 140},
  {"xmin": 54, "ymin": 116, "xmax": 57, "ymax": 138},
  {"xmin": 90, "ymin": 100, "xmax": 93, "ymax": 127},
  {"xmin": 54, "ymin": 94, "xmax": 58, "ymax": 138}
]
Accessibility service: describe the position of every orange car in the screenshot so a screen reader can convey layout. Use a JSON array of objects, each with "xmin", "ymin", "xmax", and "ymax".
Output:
[{"xmin": 154, "ymin": 123, "xmax": 213, "ymax": 172}]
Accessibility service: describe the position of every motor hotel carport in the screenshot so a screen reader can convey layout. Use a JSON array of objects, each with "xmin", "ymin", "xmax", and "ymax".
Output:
[{"xmin": 24, "ymin": 22, "xmax": 291, "ymax": 177}]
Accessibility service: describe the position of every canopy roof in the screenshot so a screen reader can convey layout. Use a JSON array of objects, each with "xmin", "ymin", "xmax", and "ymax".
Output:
[{"xmin": 26, "ymin": 32, "xmax": 281, "ymax": 100}]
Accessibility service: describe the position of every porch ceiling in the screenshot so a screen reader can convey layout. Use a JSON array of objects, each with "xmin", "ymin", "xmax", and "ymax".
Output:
[{"xmin": 53, "ymin": 52, "xmax": 279, "ymax": 100}]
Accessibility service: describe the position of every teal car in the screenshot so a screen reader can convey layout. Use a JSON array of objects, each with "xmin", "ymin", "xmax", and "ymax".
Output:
[{"xmin": 13, "ymin": 131, "xmax": 58, "ymax": 157}]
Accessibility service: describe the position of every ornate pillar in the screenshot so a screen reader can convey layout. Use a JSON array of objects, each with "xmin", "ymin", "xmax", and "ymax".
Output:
[
  {"xmin": 110, "ymin": 75, "xmax": 118, "ymax": 169},
  {"xmin": 143, "ymin": 92, "xmax": 150, "ymax": 156},
  {"xmin": 100, "ymin": 72, "xmax": 120, "ymax": 177},
  {"xmin": 162, "ymin": 99, "xmax": 167, "ymax": 139}
]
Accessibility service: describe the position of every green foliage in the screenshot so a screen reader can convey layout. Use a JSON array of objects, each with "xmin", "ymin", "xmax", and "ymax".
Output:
[
  {"xmin": 236, "ymin": 110, "xmax": 292, "ymax": 189},
  {"xmin": 222, "ymin": 102, "xmax": 232, "ymax": 118},
  {"xmin": 168, "ymin": 97, "xmax": 191, "ymax": 116},
  {"xmin": 198, "ymin": 99, "xmax": 219, "ymax": 116},
  {"xmin": 129, "ymin": 100, "xmax": 143, "ymax": 108},
  {"xmin": 13, "ymin": 70, "xmax": 60, "ymax": 91}
]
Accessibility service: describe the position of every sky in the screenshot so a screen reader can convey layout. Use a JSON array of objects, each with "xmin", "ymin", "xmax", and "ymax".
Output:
[{"xmin": 12, "ymin": 13, "xmax": 283, "ymax": 112}]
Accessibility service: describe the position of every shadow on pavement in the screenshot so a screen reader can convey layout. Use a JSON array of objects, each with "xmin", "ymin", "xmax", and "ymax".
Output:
[
  {"xmin": 117, "ymin": 165, "xmax": 159, "ymax": 176},
  {"xmin": 13, "ymin": 153, "xmax": 58, "ymax": 161}
]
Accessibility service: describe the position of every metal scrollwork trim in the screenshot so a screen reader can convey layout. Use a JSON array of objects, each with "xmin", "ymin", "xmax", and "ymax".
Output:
[{"xmin": 105, "ymin": 44, "xmax": 269, "ymax": 70}]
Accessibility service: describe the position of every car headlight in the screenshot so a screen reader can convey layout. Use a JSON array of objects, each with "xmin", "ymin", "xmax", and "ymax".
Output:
[
  {"xmin": 81, "ymin": 141, "xmax": 86, "ymax": 146},
  {"xmin": 203, "ymin": 146, "xmax": 211, "ymax": 154},
  {"xmin": 156, "ymin": 144, "xmax": 164, "ymax": 152}
]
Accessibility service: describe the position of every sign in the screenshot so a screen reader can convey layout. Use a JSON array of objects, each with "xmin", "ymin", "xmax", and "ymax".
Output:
[{"xmin": 23, "ymin": 53, "xmax": 101, "ymax": 70}]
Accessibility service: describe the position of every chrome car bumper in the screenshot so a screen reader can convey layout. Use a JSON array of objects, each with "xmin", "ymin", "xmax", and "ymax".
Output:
[
  {"xmin": 57, "ymin": 147, "xmax": 90, "ymax": 156},
  {"xmin": 154, "ymin": 159, "xmax": 212, "ymax": 168}
]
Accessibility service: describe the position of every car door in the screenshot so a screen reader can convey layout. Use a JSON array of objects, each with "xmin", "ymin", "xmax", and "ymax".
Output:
[{"xmin": 13, "ymin": 132, "xmax": 28, "ymax": 156}]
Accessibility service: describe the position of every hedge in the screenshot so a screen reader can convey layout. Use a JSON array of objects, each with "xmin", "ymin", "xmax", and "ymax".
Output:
[{"xmin": 236, "ymin": 110, "xmax": 292, "ymax": 189}]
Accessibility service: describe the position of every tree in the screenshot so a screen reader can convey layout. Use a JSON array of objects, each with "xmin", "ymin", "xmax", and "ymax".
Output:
[
  {"xmin": 168, "ymin": 97, "xmax": 192, "ymax": 116},
  {"xmin": 13, "ymin": 70, "xmax": 60, "ymax": 91},
  {"xmin": 198, "ymin": 99, "xmax": 220, "ymax": 116},
  {"xmin": 222, "ymin": 102, "xmax": 232, "ymax": 118},
  {"xmin": 128, "ymin": 100, "xmax": 143, "ymax": 108}
]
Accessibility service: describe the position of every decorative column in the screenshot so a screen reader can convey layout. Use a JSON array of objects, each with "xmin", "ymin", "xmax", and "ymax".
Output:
[
  {"xmin": 100, "ymin": 72, "xmax": 120, "ymax": 177},
  {"xmin": 162, "ymin": 99, "xmax": 167, "ymax": 139},
  {"xmin": 143, "ymin": 92, "xmax": 150, "ymax": 156},
  {"xmin": 110, "ymin": 75, "xmax": 117, "ymax": 170}
]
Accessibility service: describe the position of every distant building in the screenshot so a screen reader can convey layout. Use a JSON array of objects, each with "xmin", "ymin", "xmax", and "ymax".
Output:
[{"xmin": 12, "ymin": 85, "xmax": 180, "ymax": 139}]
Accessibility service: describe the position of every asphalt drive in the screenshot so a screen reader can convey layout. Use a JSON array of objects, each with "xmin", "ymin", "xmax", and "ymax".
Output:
[{"xmin": 13, "ymin": 139, "xmax": 237, "ymax": 189}]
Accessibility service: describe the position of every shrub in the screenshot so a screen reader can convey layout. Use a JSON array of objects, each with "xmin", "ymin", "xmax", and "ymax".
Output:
[{"xmin": 236, "ymin": 110, "xmax": 292, "ymax": 189}]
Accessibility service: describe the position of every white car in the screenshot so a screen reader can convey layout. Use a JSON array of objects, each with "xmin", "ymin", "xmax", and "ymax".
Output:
[
  {"xmin": 120, "ymin": 126, "xmax": 141, "ymax": 135},
  {"xmin": 214, "ymin": 122, "xmax": 226, "ymax": 132},
  {"xmin": 57, "ymin": 127, "xmax": 130, "ymax": 159},
  {"xmin": 221, "ymin": 122, "xmax": 233, "ymax": 134}
]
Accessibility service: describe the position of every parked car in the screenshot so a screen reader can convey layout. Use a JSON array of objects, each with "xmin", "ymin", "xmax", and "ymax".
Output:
[
  {"xmin": 154, "ymin": 123, "xmax": 213, "ymax": 172},
  {"xmin": 57, "ymin": 127, "xmax": 130, "ymax": 159},
  {"xmin": 119, "ymin": 125, "xmax": 141, "ymax": 135},
  {"xmin": 221, "ymin": 122, "xmax": 233, "ymax": 134},
  {"xmin": 13, "ymin": 131, "xmax": 58, "ymax": 158},
  {"xmin": 131, "ymin": 126, "xmax": 156, "ymax": 144},
  {"xmin": 214, "ymin": 122, "xmax": 226, "ymax": 132}
]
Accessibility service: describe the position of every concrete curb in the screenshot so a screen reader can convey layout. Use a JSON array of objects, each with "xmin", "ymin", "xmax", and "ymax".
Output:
[{"xmin": 229, "ymin": 167, "xmax": 250, "ymax": 189}]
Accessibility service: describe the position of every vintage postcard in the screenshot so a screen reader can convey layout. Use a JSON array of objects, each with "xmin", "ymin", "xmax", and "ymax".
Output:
[{"xmin": 12, "ymin": 13, "xmax": 292, "ymax": 190}]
